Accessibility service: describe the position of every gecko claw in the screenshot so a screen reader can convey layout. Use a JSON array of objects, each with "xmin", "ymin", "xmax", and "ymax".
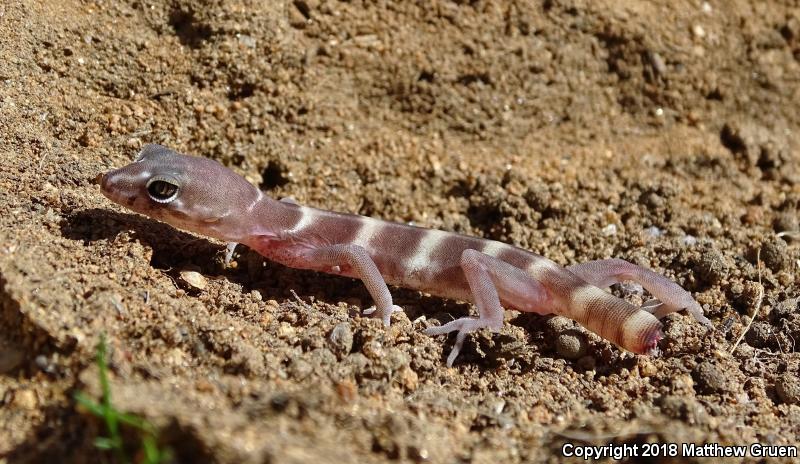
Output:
[
  {"xmin": 424, "ymin": 317, "xmax": 502, "ymax": 367},
  {"xmin": 224, "ymin": 242, "xmax": 238, "ymax": 267},
  {"xmin": 363, "ymin": 305, "xmax": 403, "ymax": 326}
]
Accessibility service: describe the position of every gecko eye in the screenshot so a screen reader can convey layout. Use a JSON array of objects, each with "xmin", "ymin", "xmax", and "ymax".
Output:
[{"xmin": 146, "ymin": 177, "xmax": 180, "ymax": 203}]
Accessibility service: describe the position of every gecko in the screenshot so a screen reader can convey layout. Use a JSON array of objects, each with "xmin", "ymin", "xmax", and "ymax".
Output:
[{"xmin": 98, "ymin": 144, "xmax": 713, "ymax": 366}]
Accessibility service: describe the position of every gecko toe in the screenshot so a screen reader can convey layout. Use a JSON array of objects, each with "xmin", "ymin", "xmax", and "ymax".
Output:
[{"xmin": 363, "ymin": 305, "xmax": 403, "ymax": 326}]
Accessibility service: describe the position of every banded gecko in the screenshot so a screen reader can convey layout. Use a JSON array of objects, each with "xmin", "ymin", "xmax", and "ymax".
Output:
[{"xmin": 99, "ymin": 144, "xmax": 712, "ymax": 366}]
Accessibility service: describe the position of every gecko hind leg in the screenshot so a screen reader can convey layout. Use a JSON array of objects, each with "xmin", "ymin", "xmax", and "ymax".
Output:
[
  {"xmin": 425, "ymin": 249, "xmax": 549, "ymax": 366},
  {"xmin": 566, "ymin": 258, "xmax": 712, "ymax": 328}
]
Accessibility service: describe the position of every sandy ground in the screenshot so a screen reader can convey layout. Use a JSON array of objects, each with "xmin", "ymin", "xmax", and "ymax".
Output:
[{"xmin": 1, "ymin": 0, "xmax": 799, "ymax": 462}]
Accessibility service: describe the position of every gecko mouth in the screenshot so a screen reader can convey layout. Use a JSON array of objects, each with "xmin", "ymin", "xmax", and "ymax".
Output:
[
  {"xmin": 639, "ymin": 324, "xmax": 664, "ymax": 356},
  {"xmin": 96, "ymin": 172, "xmax": 108, "ymax": 190}
]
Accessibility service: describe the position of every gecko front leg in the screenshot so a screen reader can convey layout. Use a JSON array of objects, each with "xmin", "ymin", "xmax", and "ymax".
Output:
[
  {"xmin": 425, "ymin": 249, "xmax": 549, "ymax": 366},
  {"xmin": 301, "ymin": 243, "xmax": 402, "ymax": 326}
]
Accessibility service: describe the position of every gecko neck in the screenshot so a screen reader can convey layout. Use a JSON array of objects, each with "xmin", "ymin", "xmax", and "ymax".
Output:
[{"xmin": 243, "ymin": 195, "xmax": 302, "ymax": 243}]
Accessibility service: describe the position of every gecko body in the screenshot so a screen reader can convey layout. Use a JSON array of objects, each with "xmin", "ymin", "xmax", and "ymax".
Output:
[{"xmin": 99, "ymin": 144, "xmax": 712, "ymax": 366}]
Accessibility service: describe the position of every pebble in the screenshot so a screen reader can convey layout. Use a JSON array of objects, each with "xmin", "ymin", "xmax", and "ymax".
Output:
[
  {"xmin": 672, "ymin": 373, "xmax": 695, "ymax": 394},
  {"xmin": 601, "ymin": 224, "xmax": 617, "ymax": 236},
  {"xmin": 179, "ymin": 270, "xmax": 207, "ymax": 291},
  {"xmin": 775, "ymin": 374, "xmax": 800, "ymax": 405},
  {"xmin": 35, "ymin": 354, "xmax": 57, "ymax": 374},
  {"xmin": 638, "ymin": 358, "xmax": 658, "ymax": 377},
  {"xmin": 362, "ymin": 340, "xmax": 384, "ymax": 360},
  {"xmin": 277, "ymin": 322, "xmax": 296, "ymax": 339},
  {"xmin": 644, "ymin": 226, "xmax": 663, "ymax": 238},
  {"xmin": 12, "ymin": 388, "xmax": 38, "ymax": 410},
  {"xmin": 328, "ymin": 322, "xmax": 353, "ymax": 356},
  {"xmin": 397, "ymin": 366, "xmax": 418, "ymax": 391}
]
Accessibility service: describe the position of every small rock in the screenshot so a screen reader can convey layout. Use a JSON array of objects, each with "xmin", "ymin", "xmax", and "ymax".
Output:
[
  {"xmin": 328, "ymin": 322, "xmax": 353, "ymax": 356},
  {"xmin": 672, "ymin": 373, "xmax": 695, "ymax": 393},
  {"xmin": 397, "ymin": 366, "xmax": 418, "ymax": 391},
  {"xmin": 35, "ymin": 354, "xmax": 57, "ymax": 374},
  {"xmin": 638, "ymin": 358, "xmax": 658, "ymax": 377},
  {"xmin": 288, "ymin": 358, "xmax": 313, "ymax": 380},
  {"xmin": 776, "ymin": 374, "xmax": 800, "ymax": 405},
  {"xmin": 179, "ymin": 270, "xmax": 207, "ymax": 291},
  {"xmin": 362, "ymin": 340, "xmax": 384, "ymax": 360},
  {"xmin": 693, "ymin": 361, "xmax": 734, "ymax": 394},
  {"xmin": 659, "ymin": 395, "xmax": 709, "ymax": 425},
  {"xmin": 278, "ymin": 322, "xmax": 296, "ymax": 339},
  {"xmin": 11, "ymin": 388, "xmax": 38, "ymax": 410},
  {"xmin": 644, "ymin": 226, "xmax": 663, "ymax": 238},
  {"xmin": 556, "ymin": 333, "xmax": 587, "ymax": 360},
  {"xmin": 195, "ymin": 379, "xmax": 215, "ymax": 393}
]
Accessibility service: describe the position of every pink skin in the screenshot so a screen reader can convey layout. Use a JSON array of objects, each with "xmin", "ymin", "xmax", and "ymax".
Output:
[{"xmin": 100, "ymin": 144, "xmax": 712, "ymax": 366}]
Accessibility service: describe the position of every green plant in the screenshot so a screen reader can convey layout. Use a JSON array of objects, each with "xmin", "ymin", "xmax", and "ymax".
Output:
[{"xmin": 74, "ymin": 335, "xmax": 172, "ymax": 464}]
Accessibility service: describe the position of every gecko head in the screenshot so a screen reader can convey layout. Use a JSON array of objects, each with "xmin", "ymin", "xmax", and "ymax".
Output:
[
  {"xmin": 626, "ymin": 318, "xmax": 664, "ymax": 356},
  {"xmin": 99, "ymin": 144, "xmax": 261, "ymax": 242}
]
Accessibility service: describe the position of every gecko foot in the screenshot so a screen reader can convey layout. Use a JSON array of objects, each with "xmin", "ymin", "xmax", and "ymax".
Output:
[
  {"xmin": 641, "ymin": 298, "xmax": 663, "ymax": 313},
  {"xmin": 362, "ymin": 305, "xmax": 403, "ymax": 326},
  {"xmin": 424, "ymin": 317, "xmax": 501, "ymax": 367},
  {"xmin": 224, "ymin": 242, "xmax": 238, "ymax": 267}
]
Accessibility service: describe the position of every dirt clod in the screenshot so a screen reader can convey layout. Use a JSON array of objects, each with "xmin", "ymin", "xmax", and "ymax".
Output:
[
  {"xmin": 696, "ymin": 248, "xmax": 729, "ymax": 284},
  {"xmin": 693, "ymin": 361, "xmax": 737, "ymax": 395},
  {"xmin": 776, "ymin": 374, "xmax": 800, "ymax": 405},
  {"xmin": 328, "ymin": 322, "xmax": 354, "ymax": 357},
  {"xmin": 760, "ymin": 238, "xmax": 790, "ymax": 272},
  {"xmin": 556, "ymin": 333, "xmax": 587, "ymax": 360}
]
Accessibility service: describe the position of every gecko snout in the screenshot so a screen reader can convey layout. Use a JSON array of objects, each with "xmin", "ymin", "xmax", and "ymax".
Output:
[{"xmin": 95, "ymin": 172, "xmax": 107, "ymax": 189}]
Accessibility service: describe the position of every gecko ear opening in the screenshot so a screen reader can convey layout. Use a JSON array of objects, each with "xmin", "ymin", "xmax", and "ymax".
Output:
[{"xmin": 146, "ymin": 176, "xmax": 180, "ymax": 203}]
